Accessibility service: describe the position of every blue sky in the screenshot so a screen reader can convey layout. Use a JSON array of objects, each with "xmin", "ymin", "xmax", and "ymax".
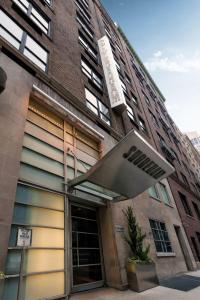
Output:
[{"xmin": 101, "ymin": 0, "xmax": 200, "ymax": 134}]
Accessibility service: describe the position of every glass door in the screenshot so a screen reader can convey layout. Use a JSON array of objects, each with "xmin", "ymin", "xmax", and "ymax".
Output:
[{"xmin": 71, "ymin": 205, "xmax": 104, "ymax": 292}]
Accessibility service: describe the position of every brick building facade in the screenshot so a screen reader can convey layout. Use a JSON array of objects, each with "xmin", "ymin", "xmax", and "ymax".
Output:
[{"xmin": 0, "ymin": 0, "xmax": 200, "ymax": 299}]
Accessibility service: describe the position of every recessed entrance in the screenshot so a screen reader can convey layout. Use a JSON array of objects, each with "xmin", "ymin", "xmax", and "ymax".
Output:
[{"xmin": 71, "ymin": 204, "xmax": 104, "ymax": 292}]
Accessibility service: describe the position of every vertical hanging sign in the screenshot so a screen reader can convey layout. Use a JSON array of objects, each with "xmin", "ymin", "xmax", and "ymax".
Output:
[{"xmin": 98, "ymin": 36, "xmax": 126, "ymax": 114}]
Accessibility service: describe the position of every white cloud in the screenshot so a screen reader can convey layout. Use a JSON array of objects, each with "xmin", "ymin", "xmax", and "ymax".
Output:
[
  {"xmin": 154, "ymin": 50, "xmax": 162, "ymax": 57},
  {"xmin": 145, "ymin": 51, "xmax": 200, "ymax": 72}
]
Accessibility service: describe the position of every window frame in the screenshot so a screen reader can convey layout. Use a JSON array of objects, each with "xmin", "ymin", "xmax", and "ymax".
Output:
[
  {"xmin": 0, "ymin": 10, "xmax": 48, "ymax": 72},
  {"xmin": 148, "ymin": 185, "xmax": 160, "ymax": 200},
  {"xmin": 149, "ymin": 219, "xmax": 173, "ymax": 254},
  {"xmin": 81, "ymin": 59, "xmax": 103, "ymax": 90},
  {"xmin": 12, "ymin": 0, "xmax": 50, "ymax": 35},
  {"xmin": 76, "ymin": 13, "xmax": 94, "ymax": 40},
  {"xmin": 75, "ymin": 0, "xmax": 91, "ymax": 24},
  {"xmin": 179, "ymin": 192, "xmax": 193, "ymax": 217},
  {"xmin": 85, "ymin": 88, "xmax": 111, "ymax": 126},
  {"xmin": 126, "ymin": 103, "xmax": 136, "ymax": 123},
  {"xmin": 78, "ymin": 32, "xmax": 98, "ymax": 61},
  {"xmin": 138, "ymin": 116, "xmax": 147, "ymax": 134},
  {"xmin": 159, "ymin": 182, "xmax": 171, "ymax": 205}
]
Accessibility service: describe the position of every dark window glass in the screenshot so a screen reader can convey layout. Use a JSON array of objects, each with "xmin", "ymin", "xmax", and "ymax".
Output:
[
  {"xmin": 79, "ymin": 249, "xmax": 101, "ymax": 265},
  {"xmin": 73, "ymin": 265, "xmax": 102, "ymax": 285},
  {"xmin": 179, "ymin": 192, "xmax": 193, "ymax": 216},
  {"xmin": 193, "ymin": 202, "xmax": 200, "ymax": 220},
  {"xmin": 71, "ymin": 206, "xmax": 97, "ymax": 220},
  {"xmin": 149, "ymin": 219, "xmax": 172, "ymax": 253},
  {"xmin": 72, "ymin": 218, "xmax": 98, "ymax": 233},
  {"xmin": 78, "ymin": 233, "xmax": 99, "ymax": 248}
]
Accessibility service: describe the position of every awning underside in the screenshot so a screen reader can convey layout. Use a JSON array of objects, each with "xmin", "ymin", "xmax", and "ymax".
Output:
[{"xmin": 68, "ymin": 130, "xmax": 175, "ymax": 202}]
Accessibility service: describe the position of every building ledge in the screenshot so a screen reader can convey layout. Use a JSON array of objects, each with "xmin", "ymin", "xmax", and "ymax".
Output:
[{"xmin": 157, "ymin": 252, "xmax": 176, "ymax": 258}]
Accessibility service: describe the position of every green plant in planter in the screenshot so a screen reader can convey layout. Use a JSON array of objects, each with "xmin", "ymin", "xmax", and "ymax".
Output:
[{"xmin": 123, "ymin": 206, "xmax": 151, "ymax": 264}]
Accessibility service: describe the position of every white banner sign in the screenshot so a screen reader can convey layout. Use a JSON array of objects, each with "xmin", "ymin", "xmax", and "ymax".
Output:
[
  {"xmin": 98, "ymin": 36, "xmax": 126, "ymax": 113},
  {"xmin": 17, "ymin": 228, "xmax": 32, "ymax": 247}
]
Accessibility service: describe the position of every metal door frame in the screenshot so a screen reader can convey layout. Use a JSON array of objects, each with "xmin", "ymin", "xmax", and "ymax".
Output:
[{"xmin": 69, "ymin": 202, "xmax": 105, "ymax": 293}]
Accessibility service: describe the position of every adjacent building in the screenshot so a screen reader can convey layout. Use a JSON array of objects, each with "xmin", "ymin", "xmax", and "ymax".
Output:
[
  {"xmin": 0, "ymin": 0, "xmax": 200, "ymax": 299},
  {"xmin": 186, "ymin": 131, "xmax": 200, "ymax": 154}
]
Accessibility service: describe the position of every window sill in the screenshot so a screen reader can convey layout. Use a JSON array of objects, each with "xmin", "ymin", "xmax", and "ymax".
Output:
[
  {"xmin": 149, "ymin": 196, "xmax": 161, "ymax": 202},
  {"xmin": 186, "ymin": 214, "xmax": 195, "ymax": 220},
  {"xmin": 164, "ymin": 202, "xmax": 174, "ymax": 208},
  {"xmin": 157, "ymin": 252, "xmax": 176, "ymax": 258}
]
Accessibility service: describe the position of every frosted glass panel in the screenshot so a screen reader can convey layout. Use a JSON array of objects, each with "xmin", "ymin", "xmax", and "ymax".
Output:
[
  {"xmin": 23, "ymin": 134, "xmax": 63, "ymax": 163},
  {"xmin": 3, "ymin": 277, "xmax": 19, "ymax": 300},
  {"xmin": 19, "ymin": 163, "xmax": 64, "ymax": 191},
  {"xmin": 30, "ymin": 227, "xmax": 64, "ymax": 248},
  {"xmin": 13, "ymin": 204, "xmax": 64, "ymax": 228},
  {"xmin": 21, "ymin": 148, "xmax": 64, "ymax": 177},
  {"xmin": 25, "ymin": 121, "xmax": 64, "ymax": 151},
  {"xmin": 16, "ymin": 185, "xmax": 64, "ymax": 211},
  {"xmin": 5, "ymin": 250, "xmax": 21, "ymax": 275},
  {"xmin": 27, "ymin": 110, "xmax": 64, "ymax": 139},
  {"xmin": 76, "ymin": 140, "xmax": 99, "ymax": 159},
  {"xmin": 22, "ymin": 272, "xmax": 64, "ymax": 300},
  {"xmin": 23, "ymin": 249, "xmax": 64, "ymax": 273}
]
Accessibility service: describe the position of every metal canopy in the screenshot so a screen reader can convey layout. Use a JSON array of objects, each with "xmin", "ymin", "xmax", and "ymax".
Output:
[{"xmin": 68, "ymin": 130, "xmax": 175, "ymax": 202}]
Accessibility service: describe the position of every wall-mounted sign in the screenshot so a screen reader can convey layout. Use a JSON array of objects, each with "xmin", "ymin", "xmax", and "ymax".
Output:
[
  {"xmin": 115, "ymin": 225, "xmax": 124, "ymax": 233},
  {"xmin": 17, "ymin": 228, "xmax": 32, "ymax": 247},
  {"xmin": 68, "ymin": 129, "xmax": 175, "ymax": 202},
  {"xmin": 98, "ymin": 36, "xmax": 126, "ymax": 114}
]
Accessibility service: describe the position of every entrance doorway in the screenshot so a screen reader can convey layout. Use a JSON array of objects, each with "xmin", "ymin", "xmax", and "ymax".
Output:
[{"xmin": 71, "ymin": 204, "xmax": 104, "ymax": 292}]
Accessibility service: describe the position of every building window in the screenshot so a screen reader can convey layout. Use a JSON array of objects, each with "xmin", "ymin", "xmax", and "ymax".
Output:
[
  {"xmin": 125, "ymin": 74, "xmax": 131, "ymax": 85},
  {"xmin": 159, "ymin": 182, "xmax": 170, "ymax": 205},
  {"xmin": 85, "ymin": 88, "xmax": 110, "ymax": 125},
  {"xmin": 104, "ymin": 26, "xmax": 112, "ymax": 39},
  {"xmin": 75, "ymin": 0, "xmax": 91, "ymax": 23},
  {"xmin": 131, "ymin": 94, "xmax": 138, "ymax": 106},
  {"xmin": 149, "ymin": 219, "xmax": 172, "ymax": 253},
  {"xmin": 77, "ymin": 13, "xmax": 93, "ymax": 39},
  {"xmin": 79, "ymin": 0, "xmax": 89, "ymax": 9},
  {"xmin": 192, "ymin": 202, "xmax": 200, "ymax": 221},
  {"xmin": 143, "ymin": 92, "xmax": 150, "ymax": 106},
  {"xmin": 149, "ymin": 110, "xmax": 159, "ymax": 127},
  {"xmin": 81, "ymin": 59, "xmax": 103, "ymax": 89},
  {"xmin": 114, "ymin": 58, "xmax": 121, "ymax": 71},
  {"xmin": 138, "ymin": 117, "xmax": 147, "ymax": 133},
  {"xmin": 179, "ymin": 192, "xmax": 193, "ymax": 216},
  {"xmin": 44, "ymin": 0, "xmax": 52, "ymax": 6},
  {"xmin": 13, "ymin": 0, "xmax": 50, "ymax": 35},
  {"xmin": 148, "ymin": 185, "xmax": 160, "ymax": 200},
  {"xmin": 0, "ymin": 10, "xmax": 48, "ymax": 71},
  {"xmin": 181, "ymin": 172, "xmax": 189, "ymax": 187},
  {"xmin": 78, "ymin": 33, "xmax": 97, "ymax": 60},
  {"xmin": 126, "ymin": 103, "xmax": 135, "ymax": 122},
  {"xmin": 115, "ymin": 43, "xmax": 122, "ymax": 53},
  {"xmin": 119, "ymin": 78, "xmax": 127, "ymax": 93}
]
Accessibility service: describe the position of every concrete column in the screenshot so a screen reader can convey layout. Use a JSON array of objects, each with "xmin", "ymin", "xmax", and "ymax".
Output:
[{"xmin": 0, "ymin": 53, "xmax": 33, "ymax": 271}]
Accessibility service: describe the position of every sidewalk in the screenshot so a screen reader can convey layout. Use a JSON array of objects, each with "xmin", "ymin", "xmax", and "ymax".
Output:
[{"xmin": 70, "ymin": 270, "xmax": 200, "ymax": 300}]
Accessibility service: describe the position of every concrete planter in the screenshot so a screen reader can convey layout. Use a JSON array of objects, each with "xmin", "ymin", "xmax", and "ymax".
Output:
[{"xmin": 127, "ymin": 261, "xmax": 159, "ymax": 292}]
